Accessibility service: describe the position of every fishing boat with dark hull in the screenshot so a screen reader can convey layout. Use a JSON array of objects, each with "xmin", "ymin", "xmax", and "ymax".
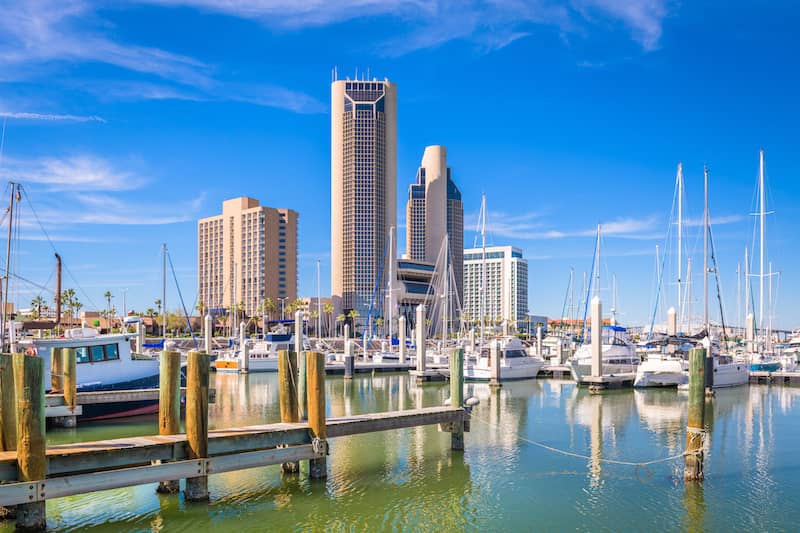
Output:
[{"xmin": 21, "ymin": 327, "xmax": 183, "ymax": 420}]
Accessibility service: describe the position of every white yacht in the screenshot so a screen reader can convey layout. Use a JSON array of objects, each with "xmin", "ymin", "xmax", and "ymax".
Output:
[
  {"xmin": 569, "ymin": 325, "xmax": 639, "ymax": 382},
  {"xmin": 465, "ymin": 337, "xmax": 545, "ymax": 381},
  {"xmin": 214, "ymin": 331, "xmax": 306, "ymax": 373},
  {"xmin": 634, "ymin": 352, "xmax": 688, "ymax": 388}
]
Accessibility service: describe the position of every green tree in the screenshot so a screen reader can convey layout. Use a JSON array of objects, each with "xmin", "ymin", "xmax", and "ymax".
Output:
[
  {"xmin": 336, "ymin": 313, "xmax": 346, "ymax": 337},
  {"xmin": 103, "ymin": 290, "xmax": 113, "ymax": 317},
  {"xmin": 154, "ymin": 298, "xmax": 162, "ymax": 317},
  {"xmin": 324, "ymin": 303, "xmax": 335, "ymax": 337},
  {"xmin": 31, "ymin": 295, "xmax": 45, "ymax": 319}
]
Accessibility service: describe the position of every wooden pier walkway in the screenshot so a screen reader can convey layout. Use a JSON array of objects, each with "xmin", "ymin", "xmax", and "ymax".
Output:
[
  {"xmin": 750, "ymin": 370, "xmax": 800, "ymax": 385},
  {"xmin": 0, "ymin": 349, "xmax": 471, "ymax": 530}
]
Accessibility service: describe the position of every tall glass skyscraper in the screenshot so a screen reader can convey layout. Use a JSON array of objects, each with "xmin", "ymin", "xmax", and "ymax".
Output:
[{"xmin": 331, "ymin": 79, "xmax": 397, "ymax": 324}]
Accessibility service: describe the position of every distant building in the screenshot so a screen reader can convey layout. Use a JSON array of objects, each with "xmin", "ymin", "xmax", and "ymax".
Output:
[
  {"xmin": 197, "ymin": 197, "xmax": 298, "ymax": 316},
  {"xmin": 405, "ymin": 145, "xmax": 463, "ymax": 304},
  {"xmin": 331, "ymin": 78, "xmax": 398, "ymax": 326},
  {"xmin": 463, "ymin": 245, "xmax": 528, "ymax": 328}
]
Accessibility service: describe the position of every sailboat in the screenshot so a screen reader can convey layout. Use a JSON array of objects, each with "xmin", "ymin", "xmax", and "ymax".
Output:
[
  {"xmin": 699, "ymin": 167, "xmax": 749, "ymax": 388},
  {"xmin": 569, "ymin": 225, "xmax": 639, "ymax": 382},
  {"xmin": 748, "ymin": 150, "xmax": 781, "ymax": 372}
]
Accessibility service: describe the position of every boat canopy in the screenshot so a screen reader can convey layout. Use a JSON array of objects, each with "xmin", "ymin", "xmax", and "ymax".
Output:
[{"xmin": 603, "ymin": 325, "xmax": 627, "ymax": 332}]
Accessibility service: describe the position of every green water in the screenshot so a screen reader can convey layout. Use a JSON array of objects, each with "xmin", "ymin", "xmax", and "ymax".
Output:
[{"xmin": 5, "ymin": 373, "xmax": 800, "ymax": 532}]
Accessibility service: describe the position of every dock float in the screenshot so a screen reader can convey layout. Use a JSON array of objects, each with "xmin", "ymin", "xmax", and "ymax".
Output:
[
  {"xmin": 750, "ymin": 371, "xmax": 800, "ymax": 385},
  {"xmin": 580, "ymin": 373, "xmax": 636, "ymax": 391}
]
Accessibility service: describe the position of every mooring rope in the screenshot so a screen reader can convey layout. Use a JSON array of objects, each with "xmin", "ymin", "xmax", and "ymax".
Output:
[{"xmin": 469, "ymin": 412, "xmax": 694, "ymax": 467}]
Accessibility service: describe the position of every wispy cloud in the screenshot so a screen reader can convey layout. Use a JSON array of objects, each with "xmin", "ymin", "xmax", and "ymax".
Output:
[
  {"xmin": 466, "ymin": 210, "xmax": 661, "ymax": 240},
  {"xmin": 139, "ymin": 0, "xmax": 669, "ymax": 53},
  {"xmin": 0, "ymin": 111, "xmax": 105, "ymax": 123},
  {"xmin": 0, "ymin": 1, "xmax": 325, "ymax": 114},
  {"xmin": 5, "ymin": 155, "xmax": 145, "ymax": 192}
]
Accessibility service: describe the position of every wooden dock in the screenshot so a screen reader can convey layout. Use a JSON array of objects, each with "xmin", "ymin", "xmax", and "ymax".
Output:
[
  {"xmin": 539, "ymin": 365, "xmax": 573, "ymax": 379},
  {"xmin": 325, "ymin": 361, "xmax": 415, "ymax": 374},
  {"xmin": 0, "ymin": 349, "xmax": 470, "ymax": 530},
  {"xmin": 0, "ymin": 406, "xmax": 464, "ymax": 503},
  {"xmin": 750, "ymin": 370, "xmax": 800, "ymax": 385}
]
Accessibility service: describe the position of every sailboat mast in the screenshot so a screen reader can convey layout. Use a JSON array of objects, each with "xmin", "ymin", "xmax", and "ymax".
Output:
[
  {"xmin": 317, "ymin": 259, "xmax": 322, "ymax": 340},
  {"xmin": 611, "ymin": 272, "xmax": 617, "ymax": 325},
  {"xmin": 594, "ymin": 224, "xmax": 601, "ymax": 299},
  {"xmin": 768, "ymin": 261, "xmax": 773, "ymax": 351},
  {"xmin": 387, "ymin": 226, "xmax": 394, "ymax": 342},
  {"xmin": 759, "ymin": 148, "xmax": 766, "ymax": 339},
  {"xmin": 480, "ymin": 194, "xmax": 487, "ymax": 348},
  {"xmin": 703, "ymin": 167, "xmax": 709, "ymax": 335},
  {"xmin": 442, "ymin": 233, "xmax": 449, "ymax": 342},
  {"xmin": 686, "ymin": 257, "xmax": 692, "ymax": 332},
  {"xmin": 677, "ymin": 163, "xmax": 683, "ymax": 329},
  {"xmin": 162, "ymin": 243, "xmax": 167, "ymax": 340},
  {"xmin": 2, "ymin": 183, "xmax": 16, "ymax": 347},
  {"xmin": 745, "ymin": 247, "xmax": 750, "ymax": 319},
  {"xmin": 569, "ymin": 267, "xmax": 574, "ymax": 332}
]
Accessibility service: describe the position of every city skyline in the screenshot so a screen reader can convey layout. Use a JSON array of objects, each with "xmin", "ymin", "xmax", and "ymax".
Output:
[{"xmin": 1, "ymin": 1, "xmax": 798, "ymax": 328}]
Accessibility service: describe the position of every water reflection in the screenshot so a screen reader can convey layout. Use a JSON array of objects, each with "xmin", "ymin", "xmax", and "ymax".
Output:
[{"xmin": 5, "ymin": 374, "xmax": 800, "ymax": 531}]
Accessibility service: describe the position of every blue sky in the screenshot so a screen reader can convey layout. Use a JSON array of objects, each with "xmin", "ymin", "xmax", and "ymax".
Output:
[{"xmin": 0, "ymin": 0, "xmax": 798, "ymax": 328}]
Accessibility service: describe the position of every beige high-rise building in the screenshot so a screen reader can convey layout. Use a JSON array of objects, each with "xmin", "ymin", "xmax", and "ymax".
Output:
[
  {"xmin": 406, "ymin": 145, "xmax": 464, "ymax": 304},
  {"xmin": 198, "ymin": 197, "xmax": 298, "ymax": 316},
  {"xmin": 331, "ymin": 78, "xmax": 397, "ymax": 323}
]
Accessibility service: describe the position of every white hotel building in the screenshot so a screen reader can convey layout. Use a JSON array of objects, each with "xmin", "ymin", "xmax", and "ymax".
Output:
[{"xmin": 463, "ymin": 245, "xmax": 528, "ymax": 327}]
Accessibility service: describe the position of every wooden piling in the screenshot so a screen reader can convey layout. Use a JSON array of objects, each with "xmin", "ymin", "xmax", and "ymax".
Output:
[
  {"xmin": 450, "ymin": 348, "xmax": 465, "ymax": 451},
  {"xmin": 0, "ymin": 353, "xmax": 16, "ymax": 452},
  {"xmin": 685, "ymin": 347, "xmax": 706, "ymax": 481},
  {"xmin": 157, "ymin": 349, "xmax": 181, "ymax": 494},
  {"xmin": 50, "ymin": 347, "xmax": 64, "ymax": 392},
  {"xmin": 344, "ymin": 340, "xmax": 354, "ymax": 380},
  {"xmin": 278, "ymin": 349, "xmax": 299, "ymax": 474},
  {"xmin": 185, "ymin": 350, "xmax": 210, "ymax": 502},
  {"xmin": 296, "ymin": 311, "xmax": 307, "ymax": 420},
  {"xmin": 306, "ymin": 351, "xmax": 327, "ymax": 479},
  {"xmin": 63, "ymin": 348, "xmax": 77, "ymax": 410},
  {"xmin": 489, "ymin": 340, "xmax": 502, "ymax": 388},
  {"xmin": 14, "ymin": 353, "xmax": 46, "ymax": 530}
]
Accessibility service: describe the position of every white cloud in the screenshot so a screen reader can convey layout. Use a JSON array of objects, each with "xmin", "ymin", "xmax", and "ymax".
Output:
[
  {"xmin": 0, "ymin": 111, "xmax": 105, "ymax": 123},
  {"xmin": 138, "ymin": 0, "xmax": 668, "ymax": 53},
  {"xmin": 0, "ymin": 1, "xmax": 325, "ymax": 114},
  {"xmin": 465, "ymin": 210, "xmax": 661, "ymax": 240},
  {"xmin": 5, "ymin": 155, "xmax": 144, "ymax": 191}
]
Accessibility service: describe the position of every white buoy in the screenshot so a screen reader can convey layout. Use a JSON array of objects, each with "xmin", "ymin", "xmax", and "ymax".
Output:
[
  {"xmin": 667, "ymin": 307, "xmax": 677, "ymax": 336},
  {"xmin": 398, "ymin": 316, "xmax": 407, "ymax": 364},
  {"xmin": 239, "ymin": 321, "xmax": 249, "ymax": 373},
  {"xmin": 415, "ymin": 305, "xmax": 426, "ymax": 372},
  {"xmin": 591, "ymin": 296, "xmax": 603, "ymax": 378}
]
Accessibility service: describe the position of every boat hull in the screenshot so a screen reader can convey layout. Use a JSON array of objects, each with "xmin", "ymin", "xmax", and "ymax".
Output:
[
  {"xmin": 465, "ymin": 358, "xmax": 545, "ymax": 381},
  {"xmin": 634, "ymin": 359, "xmax": 687, "ymax": 388}
]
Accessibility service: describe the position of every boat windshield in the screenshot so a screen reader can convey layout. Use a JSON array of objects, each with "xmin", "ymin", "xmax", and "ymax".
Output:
[{"xmin": 504, "ymin": 349, "xmax": 528, "ymax": 358}]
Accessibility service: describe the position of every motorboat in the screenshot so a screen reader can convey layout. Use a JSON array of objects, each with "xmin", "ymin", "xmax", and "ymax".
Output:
[
  {"xmin": 465, "ymin": 337, "xmax": 545, "ymax": 381},
  {"xmin": 214, "ymin": 330, "xmax": 307, "ymax": 373},
  {"xmin": 569, "ymin": 325, "xmax": 639, "ymax": 382},
  {"xmin": 634, "ymin": 352, "xmax": 688, "ymax": 388},
  {"xmin": 20, "ymin": 327, "xmax": 166, "ymax": 420}
]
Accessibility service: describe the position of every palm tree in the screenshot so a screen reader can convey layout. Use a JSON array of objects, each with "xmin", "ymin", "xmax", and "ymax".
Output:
[
  {"xmin": 336, "ymin": 313, "xmax": 346, "ymax": 337},
  {"xmin": 263, "ymin": 298, "xmax": 276, "ymax": 321},
  {"xmin": 324, "ymin": 303, "xmax": 334, "ymax": 337},
  {"xmin": 154, "ymin": 298, "xmax": 162, "ymax": 317},
  {"xmin": 103, "ymin": 290, "xmax": 113, "ymax": 317},
  {"xmin": 347, "ymin": 309, "xmax": 359, "ymax": 335},
  {"xmin": 146, "ymin": 307, "xmax": 155, "ymax": 318},
  {"xmin": 31, "ymin": 295, "xmax": 45, "ymax": 319}
]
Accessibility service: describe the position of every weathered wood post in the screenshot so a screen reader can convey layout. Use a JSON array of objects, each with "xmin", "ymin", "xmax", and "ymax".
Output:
[
  {"xmin": 0, "ymin": 353, "xmax": 17, "ymax": 451},
  {"xmin": 343, "ymin": 340, "xmax": 354, "ymax": 380},
  {"xmin": 685, "ymin": 347, "xmax": 706, "ymax": 481},
  {"xmin": 398, "ymin": 316, "xmax": 406, "ymax": 364},
  {"xmin": 136, "ymin": 320, "xmax": 145, "ymax": 354},
  {"xmin": 204, "ymin": 314, "xmax": 213, "ymax": 355},
  {"xmin": 14, "ymin": 353, "xmax": 46, "ymax": 530},
  {"xmin": 278, "ymin": 349, "xmax": 299, "ymax": 474},
  {"xmin": 239, "ymin": 321, "xmax": 249, "ymax": 374},
  {"xmin": 415, "ymin": 305, "xmax": 426, "ymax": 373},
  {"xmin": 306, "ymin": 351, "xmax": 327, "ymax": 479},
  {"xmin": 157, "ymin": 349, "xmax": 181, "ymax": 493},
  {"xmin": 185, "ymin": 350, "xmax": 210, "ymax": 502},
  {"xmin": 449, "ymin": 347, "xmax": 465, "ymax": 451},
  {"xmin": 50, "ymin": 347, "xmax": 64, "ymax": 392},
  {"xmin": 590, "ymin": 296, "xmax": 603, "ymax": 378},
  {"xmin": 295, "ymin": 310, "xmax": 307, "ymax": 420},
  {"xmin": 63, "ymin": 348, "xmax": 77, "ymax": 411},
  {"xmin": 489, "ymin": 340, "xmax": 502, "ymax": 388}
]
